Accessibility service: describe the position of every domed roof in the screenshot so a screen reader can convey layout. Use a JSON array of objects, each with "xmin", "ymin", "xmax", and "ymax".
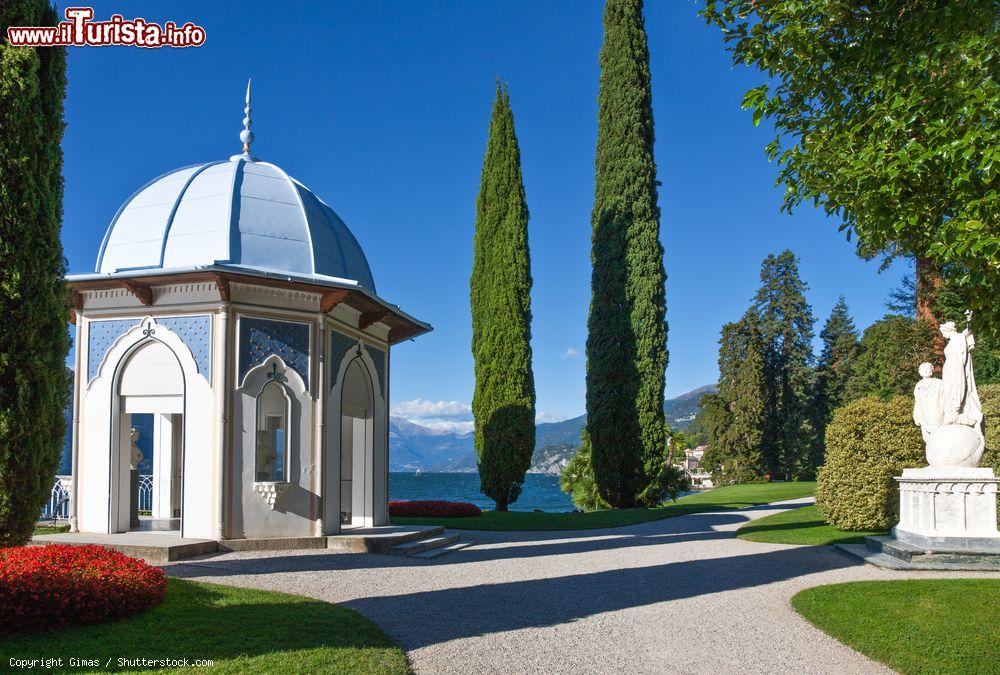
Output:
[{"xmin": 95, "ymin": 156, "xmax": 376, "ymax": 292}]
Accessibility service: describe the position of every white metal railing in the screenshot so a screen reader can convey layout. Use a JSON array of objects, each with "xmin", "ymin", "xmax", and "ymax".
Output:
[
  {"xmin": 138, "ymin": 474, "xmax": 153, "ymax": 511},
  {"xmin": 40, "ymin": 474, "xmax": 153, "ymax": 521}
]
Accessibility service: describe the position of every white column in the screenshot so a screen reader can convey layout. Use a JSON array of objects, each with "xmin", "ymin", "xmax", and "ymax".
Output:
[
  {"xmin": 352, "ymin": 415, "xmax": 369, "ymax": 526},
  {"xmin": 313, "ymin": 317, "xmax": 325, "ymax": 535},
  {"xmin": 215, "ymin": 306, "xmax": 230, "ymax": 541},
  {"xmin": 152, "ymin": 414, "xmax": 175, "ymax": 518},
  {"xmin": 69, "ymin": 314, "xmax": 85, "ymax": 532}
]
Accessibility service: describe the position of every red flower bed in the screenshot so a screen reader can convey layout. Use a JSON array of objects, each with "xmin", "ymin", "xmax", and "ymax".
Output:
[
  {"xmin": 388, "ymin": 500, "xmax": 482, "ymax": 518},
  {"xmin": 0, "ymin": 544, "xmax": 166, "ymax": 634}
]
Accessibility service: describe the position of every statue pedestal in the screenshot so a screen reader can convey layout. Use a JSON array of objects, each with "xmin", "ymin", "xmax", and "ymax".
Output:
[{"xmin": 893, "ymin": 467, "xmax": 1000, "ymax": 550}]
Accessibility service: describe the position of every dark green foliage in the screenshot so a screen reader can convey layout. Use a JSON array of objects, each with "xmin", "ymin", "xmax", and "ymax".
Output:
[
  {"xmin": 811, "ymin": 297, "xmax": 860, "ymax": 465},
  {"xmin": 845, "ymin": 316, "xmax": 938, "ymax": 401},
  {"xmin": 560, "ymin": 430, "xmax": 609, "ymax": 512},
  {"xmin": 470, "ymin": 84, "xmax": 535, "ymax": 511},
  {"xmin": 815, "ymin": 397, "xmax": 924, "ymax": 531},
  {"xmin": 703, "ymin": 0, "xmax": 1000, "ymax": 336},
  {"xmin": 701, "ymin": 310, "xmax": 768, "ymax": 486},
  {"xmin": 0, "ymin": 2, "xmax": 69, "ymax": 546},
  {"xmin": 683, "ymin": 406, "xmax": 710, "ymax": 448},
  {"xmin": 753, "ymin": 251, "xmax": 816, "ymax": 479},
  {"xmin": 978, "ymin": 384, "xmax": 1000, "ymax": 474},
  {"xmin": 586, "ymin": 0, "xmax": 668, "ymax": 508}
]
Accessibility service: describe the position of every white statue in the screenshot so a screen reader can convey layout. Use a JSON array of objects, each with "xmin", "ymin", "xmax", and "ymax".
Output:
[
  {"xmin": 913, "ymin": 311, "xmax": 986, "ymax": 468},
  {"xmin": 129, "ymin": 427, "xmax": 144, "ymax": 470},
  {"xmin": 912, "ymin": 362, "xmax": 944, "ymax": 441}
]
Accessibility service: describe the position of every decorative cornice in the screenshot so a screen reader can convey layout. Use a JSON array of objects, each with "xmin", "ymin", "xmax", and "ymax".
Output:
[{"xmin": 253, "ymin": 481, "xmax": 291, "ymax": 509}]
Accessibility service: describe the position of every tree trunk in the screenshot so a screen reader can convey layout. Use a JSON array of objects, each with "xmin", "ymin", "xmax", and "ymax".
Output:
[{"xmin": 915, "ymin": 257, "xmax": 944, "ymax": 357}]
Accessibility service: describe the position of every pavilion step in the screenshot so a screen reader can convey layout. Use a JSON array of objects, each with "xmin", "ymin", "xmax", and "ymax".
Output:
[
  {"xmin": 389, "ymin": 533, "xmax": 460, "ymax": 556},
  {"xmin": 866, "ymin": 535, "xmax": 1000, "ymax": 565},
  {"xmin": 137, "ymin": 517, "xmax": 180, "ymax": 532},
  {"xmin": 836, "ymin": 542, "xmax": 1000, "ymax": 572},
  {"xmin": 413, "ymin": 540, "xmax": 473, "ymax": 559}
]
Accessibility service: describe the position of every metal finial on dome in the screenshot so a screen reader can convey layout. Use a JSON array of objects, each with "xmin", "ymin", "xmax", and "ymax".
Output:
[{"xmin": 240, "ymin": 79, "xmax": 254, "ymax": 154}]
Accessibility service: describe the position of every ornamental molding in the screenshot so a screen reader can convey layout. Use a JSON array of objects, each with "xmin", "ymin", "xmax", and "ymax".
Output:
[
  {"xmin": 365, "ymin": 321, "xmax": 391, "ymax": 341},
  {"xmin": 81, "ymin": 288, "xmax": 132, "ymax": 300},
  {"xmin": 152, "ymin": 282, "xmax": 220, "ymax": 298},
  {"xmin": 253, "ymin": 481, "xmax": 292, "ymax": 509},
  {"xmin": 330, "ymin": 302, "xmax": 362, "ymax": 324},
  {"xmin": 899, "ymin": 482, "xmax": 998, "ymax": 495},
  {"xmin": 230, "ymin": 282, "xmax": 320, "ymax": 310}
]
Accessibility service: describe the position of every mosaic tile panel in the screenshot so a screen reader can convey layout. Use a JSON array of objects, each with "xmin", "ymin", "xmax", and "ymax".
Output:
[
  {"xmin": 158, "ymin": 315, "xmax": 212, "ymax": 379},
  {"xmin": 239, "ymin": 317, "xmax": 311, "ymax": 391},
  {"xmin": 364, "ymin": 344, "xmax": 387, "ymax": 397},
  {"xmin": 87, "ymin": 319, "xmax": 139, "ymax": 381},
  {"xmin": 330, "ymin": 330, "xmax": 357, "ymax": 389}
]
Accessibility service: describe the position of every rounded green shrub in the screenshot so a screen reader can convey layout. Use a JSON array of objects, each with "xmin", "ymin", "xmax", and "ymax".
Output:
[
  {"xmin": 815, "ymin": 396, "xmax": 923, "ymax": 531},
  {"xmin": 979, "ymin": 383, "xmax": 1000, "ymax": 471}
]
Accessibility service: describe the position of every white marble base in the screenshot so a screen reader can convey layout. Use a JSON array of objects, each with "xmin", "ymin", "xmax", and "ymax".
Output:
[{"xmin": 894, "ymin": 467, "xmax": 999, "ymax": 547}]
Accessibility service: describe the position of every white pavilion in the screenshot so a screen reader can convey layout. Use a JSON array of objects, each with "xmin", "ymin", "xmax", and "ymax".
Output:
[{"xmin": 65, "ymin": 84, "xmax": 429, "ymax": 542}]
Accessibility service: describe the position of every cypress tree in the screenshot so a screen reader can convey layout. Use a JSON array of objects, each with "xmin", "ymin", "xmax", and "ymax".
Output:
[
  {"xmin": 470, "ymin": 83, "xmax": 535, "ymax": 511},
  {"xmin": 753, "ymin": 251, "xmax": 815, "ymax": 479},
  {"xmin": 0, "ymin": 1, "xmax": 69, "ymax": 546},
  {"xmin": 811, "ymin": 296, "xmax": 859, "ymax": 464},
  {"xmin": 586, "ymin": 0, "xmax": 667, "ymax": 508}
]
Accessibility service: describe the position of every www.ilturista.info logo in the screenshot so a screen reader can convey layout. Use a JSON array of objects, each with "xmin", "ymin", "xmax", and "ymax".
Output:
[{"xmin": 6, "ymin": 7, "xmax": 206, "ymax": 48}]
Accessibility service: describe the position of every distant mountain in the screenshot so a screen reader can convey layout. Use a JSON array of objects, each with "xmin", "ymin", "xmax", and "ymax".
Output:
[
  {"xmin": 389, "ymin": 384, "xmax": 717, "ymax": 474},
  {"xmin": 388, "ymin": 416, "xmax": 476, "ymax": 472}
]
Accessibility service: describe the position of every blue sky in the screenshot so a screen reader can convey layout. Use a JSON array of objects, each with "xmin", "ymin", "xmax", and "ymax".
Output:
[{"xmin": 60, "ymin": 1, "xmax": 905, "ymax": 431}]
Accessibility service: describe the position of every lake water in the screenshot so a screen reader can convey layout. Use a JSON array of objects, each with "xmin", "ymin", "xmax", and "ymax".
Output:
[{"xmin": 389, "ymin": 472, "xmax": 575, "ymax": 512}]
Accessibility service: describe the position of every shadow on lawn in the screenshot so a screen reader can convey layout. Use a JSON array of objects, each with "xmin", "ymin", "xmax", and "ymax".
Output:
[{"xmin": 2, "ymin": 579, "xmax": 399, "ymax": 665}]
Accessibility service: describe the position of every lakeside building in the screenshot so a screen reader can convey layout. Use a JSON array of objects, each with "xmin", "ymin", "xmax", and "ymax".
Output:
[
  {"xmin": 682, "ymin": 446, "xmax": 714, "ymax": 488},
  {"xmin": 63, "ymin": 85, "xmax": 430, "ymax": 541}
]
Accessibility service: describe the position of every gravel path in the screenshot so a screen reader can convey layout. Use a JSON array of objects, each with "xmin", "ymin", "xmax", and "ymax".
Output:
[{"xmin": 165, "ymin": 498, "xmax": 988, "ymax": 674}]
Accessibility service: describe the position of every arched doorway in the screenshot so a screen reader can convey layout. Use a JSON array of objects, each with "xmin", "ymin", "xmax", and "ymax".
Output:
[
  {"xmin": 112, "ymin": 339, "xmax": 184, "ymax": 533},
  {"xmin": 340, "ymin": 358, "xmax": 374, "ymax": 528}
]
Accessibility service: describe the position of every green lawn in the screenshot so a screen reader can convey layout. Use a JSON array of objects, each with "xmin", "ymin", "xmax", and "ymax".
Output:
[
  {"xmin": 793, "ymin": 580, "xmax": 1000, "ymax": 674},
  {"xmin": 2, "ymin": 578, "xmax": 408, "ymax": 674},
  {"xmin": 392, "ymin": 481, "xmax": 816, "ymax": 531},
  {"xmin": 33, "ymin": 524, "xmax": 70, "ymax": 535},
  {"xmin": 737, "ymin": 504, "xmax": 885, "ymax": 546}
]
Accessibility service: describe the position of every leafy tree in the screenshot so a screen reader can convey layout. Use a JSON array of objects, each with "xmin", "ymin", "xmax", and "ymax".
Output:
[
  {"xmin": 703, "ymin": 1, "xmax": 1000, "ymax": 334},
  {"xmin": 846, "ymin": 315, "xmax": 938, "ymax": 401},
  {"xmin": 0, "ymin": 1, "xmax": 69, "ymax": 546},
  {"xmin": 470, "ymin": 83, "xmax": 535, "ymax": 511},
  {"xmin": 586, "ymin": 0, "xmax": 668, "ymax": 508},
  {"xmin": 753, "ymin": 251, "xmax": 816, "ymax": 478},
  {"xmin": 811, "ymin": 297, "xmax": 860, "ymax": 464},
  {"xmin": 701, "ymin": 310, "xmax": 768, "ymax": 485}
]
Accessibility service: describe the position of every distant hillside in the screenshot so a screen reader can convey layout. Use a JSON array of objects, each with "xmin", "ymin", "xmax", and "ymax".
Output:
[
  {"xmin": 389, "ymin": 384, "xmax": 717, "ymax": 474},
  {"xmin": 389, "ymin": 417, "xmax": 476, "ymax": 472}
]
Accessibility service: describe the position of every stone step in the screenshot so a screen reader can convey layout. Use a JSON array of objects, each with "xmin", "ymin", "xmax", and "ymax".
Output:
[
  {"xmin": 413, "ymin": 540, "xmax": 473, "ymax": 559},
  {"xmin": 868, "ymin": 535, "xmax": 1000, "ymax": 565},
  {"xmin": 327, "ymin": 525, "xmax": 444, "ymax": 554},
  {"xmin": 137, "ymin": 517, "xmax": 180, "ymax": 532},
  {"xmin": 868, "ymin": 536, "xmax": 921, "ymax": 562},
  {"xmin": 836, "ymin": 543, "xmax": 1000, "ymax": 572},
  {"xmin": 389, "ymin": 533, "xmax": 460, "ymax": 556}
]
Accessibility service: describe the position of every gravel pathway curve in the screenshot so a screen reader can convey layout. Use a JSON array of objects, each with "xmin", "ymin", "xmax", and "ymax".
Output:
[{"xmin": 165, "ymin": 498, "xmax": 989, "ymax": 674}]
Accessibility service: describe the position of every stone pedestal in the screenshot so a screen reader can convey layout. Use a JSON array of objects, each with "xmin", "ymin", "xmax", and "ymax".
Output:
[
  {"xmin": 129, "ymin": 469, "xmax": 140, "ymax": 529},
  {"xmin": 894, "ymin": 467, "xmax": 1000, "ymax": 550}
]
